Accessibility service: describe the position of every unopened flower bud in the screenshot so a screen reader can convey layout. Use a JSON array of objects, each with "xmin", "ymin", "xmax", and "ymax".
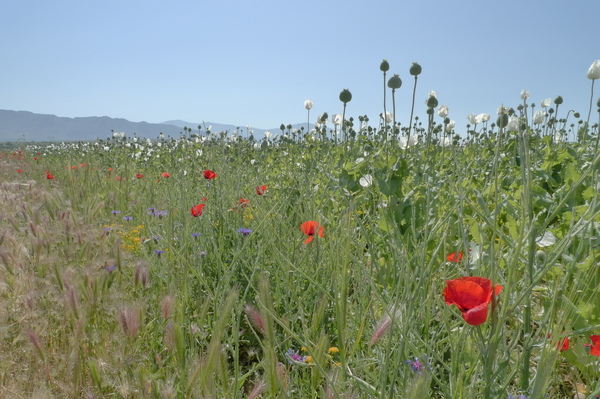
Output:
[
  {"xmin": 574, "ymin": 112, "xmax": 580, "ymax": 118},
  {"xmin": 409, "ymin": 62, "xmax": 422, "ymax": 76},
  {"xmin": 554, "ymin": 96, "xmax": 563, "ymax": 105},
  {"xmin": 380, "ymin": 59, "xmax": 390, "ymax": 72},
  {"xmin": 497, "ymin": 114, "xmax": 509, "ymax": 128},
  {"xmin": 387, "ymin": 74, "xmax": 402, "ymax": 89},
  {"xmin": 339, "ymin": 89, "xmax": 352, "ymax": 104}
]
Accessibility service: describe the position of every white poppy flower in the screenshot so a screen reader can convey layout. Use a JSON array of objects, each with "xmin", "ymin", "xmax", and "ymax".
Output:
[
  {"xmin": 587, "ymin": 60, "xmax": 600, "ymax": 80},
  {"xmin": 536, "ymin": 231, "xmax": 556, "ymax": 247},
  {"xmin": 533, "ymin": 110, "xmax": 547, "ymax": 124},
  {"xmin": 540, "ymin": 98, "xmax": 552, "ymax": 108},
  {"xmin": 359, "ymin": 174, "xmax": 373, "ymax": 187},
  {"xmin": 438, "ymin": 105, "xmax": 449, "ymax": 118}
]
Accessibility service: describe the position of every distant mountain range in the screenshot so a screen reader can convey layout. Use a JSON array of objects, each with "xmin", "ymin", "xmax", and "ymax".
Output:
[{"xmin": 0, "ymin": 109, "xmax": 314, "ymax": 142}]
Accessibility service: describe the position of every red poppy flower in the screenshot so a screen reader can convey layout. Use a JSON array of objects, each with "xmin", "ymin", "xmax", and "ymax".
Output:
[
  {"xmin": 190, "ymin": 204, "xmax": 205, "ymax": 217},
  {"xmin": 256, "ymin": 185, "xmax": 267, "ymax": 195},
  {"xmin": 443, "ymin": 277, "xmax": 503, "ymax": 326},
  {"xmin": 136, "ymin": 173, "xmax": 144, "ymax": 179},
  {"xmin": 33, "ymin": 157, "xmax": 38, "ymax": 160},
  {"xmin": 204, "ymin": 169, "xmax": 217, "ymax": 180},
  {"xmin": 447, "ymin": 251, "xmax": 463, "ymax": 262},
  {"xmin": 301, "ymin": 221, "xmax": 325, "ymax": 244},
  {"xmin": 80, "ymin": 163, "xmax": 87, "ymax": 167},
  {"xmin": 586, "ymin": 335, "xmax": 600, "ymax": 356},
  {"xmin": 161, "ymin": 172, "xmax": 171, "ymax": 178},
  {"xmin": 239, "ymin": 198, "xmax": 250, "ymax": 207},
  {"xmin": 46, "ymin": 173, "xmax": 54, "ymax": 180},
  {"xmin": 17, "ymin": 169, "xmax": 23, "ymax": 173},
  {"xmin": 548, "ymin": 333, "xmax": 570, "ymax": 351}
]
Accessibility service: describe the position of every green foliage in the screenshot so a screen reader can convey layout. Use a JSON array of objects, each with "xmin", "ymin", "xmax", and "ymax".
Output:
[{"xmin": 2, "ymin": 123, "xmax": 600, "ymax": 398}]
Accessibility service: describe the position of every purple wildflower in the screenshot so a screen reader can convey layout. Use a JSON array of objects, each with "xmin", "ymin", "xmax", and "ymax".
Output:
[
  {"xmin": 286, "ymin": 349, "xmax": 306, "ymax": 363},
  {"xmin": 154, "ymin": 249, "xmax": 165, "ymax": 257},
  {"xmin": 123, "ymin": 216, "xmax": 133, "ymax": 221},
  {"xmin": 103, "ymin": 265, "xmax": 117, "ymax": 273},
  {"xmin": 405, "ymin": 357, "xmax": 427, "ymax": 373},
  {"xmin": 111, "ymin": 210, "xmax": 121, "ymax": 215},
  {"xmin": 238, "ymin": 228, "xmax": 252, "ymax": 236},
  {"xmin": 191, "ymin": 233, "xmax": 201, "ymax": 238}
]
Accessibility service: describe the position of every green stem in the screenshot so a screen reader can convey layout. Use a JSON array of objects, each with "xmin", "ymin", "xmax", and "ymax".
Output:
[
  {"xmin": 407, "ymin": 76, "xmax": 418, "ymax": 146},
  {"xmin": 586, "ymin": 79, "xmax": 596, "ymax": 147},
  {"xmin": 383, "ymin": 70, "xmax": 388, "ymax": 140}
]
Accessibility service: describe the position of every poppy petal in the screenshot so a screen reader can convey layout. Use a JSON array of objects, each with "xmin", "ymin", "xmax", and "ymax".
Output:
[
  {"xmin": 303, "ymin": 236, "xmax": 314, "ymax": 244},
  {"xmin": 318, "ymin": 226, "xmax": 325, "ymax": 238},
  {"xmin": 461, "ymin": 303, "xmax": 490, "ymax": 326}
]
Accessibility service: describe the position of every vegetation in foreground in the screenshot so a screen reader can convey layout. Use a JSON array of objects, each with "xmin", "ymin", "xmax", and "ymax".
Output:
[{"xmin": 1, "ymin": 60, "xmax": 600, "ymax": 398}]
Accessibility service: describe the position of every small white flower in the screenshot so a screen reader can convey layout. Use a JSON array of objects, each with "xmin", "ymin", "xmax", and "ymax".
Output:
[
  {"xmin": 506, "ymin": 116, "xmax": 520, "ymax": 132},
  {"xmin": 536, "ymin": 231, "xmax": 556, "ymax": 247},
  {"xmin": 359, "ymin": 174, "xmax": 373, "ymax": 187},
  {"xmin": 445, "ymin": 120, "xmax": 456, "ymax": 132},
  {"xmin": 398, "ymin": 135, "xmax": 418, "ymax": 149},
  {"xmin": 467, "ymin": 113, "xmax": 478, "ymax": 125},
  {"xmin": 533, "ymin": 109, "xmax": 547, "ymax": 124},
  {"xmin": 103, "ymin": 146, "xmax": 110, "ymax": 151},
  {"xmin": 383, "ymin": 111, "xmax": 393, "ymax": 123},
  {"xmin": 332, "ymin": 114, "xmax": 343, "ymax": 126},
  {"xmin": 587, "ymin": 60, "xmax": 600, "ymax": 80},
  {"xmin": 541, "ymin": 98, "xmax": 552, "ymax": 108},
  {"xmin": 264, "ymin": 131, "xmax": 272, "ymax": 139},
  {"xmin": 304, "ymin": 99, "xmax": 313, "ymax": 110},
  {"xmin": 520, "ymin": 89, "xmax": 530, "ymax": 100},
  {"xmin": 355, "ymin": 157, "xmax": 364, "ymax": 164},
  {"xmin": 438, "ymin": 105, "xmax": 449, "ymax": 118},
  {"xmin": 440, "ymin": 136, "xmax": 452, "ymax": 147}
]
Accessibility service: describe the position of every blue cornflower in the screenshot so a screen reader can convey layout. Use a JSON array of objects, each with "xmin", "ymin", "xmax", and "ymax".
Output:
[
  {"xmin": 238, "ymin": 228, "xmax": 252, "ymax": 236},
  {"xmin": 191, "ymin": 233, "xmax": 201, "ymax": 238},
  {"xmin": 154, "ymin": 249, "xmax": 165, "ymax": 257},
  {"xmin": 286, "ymin": 348, "xmax": 306, "ymax": 363},
  {"xmin": 111, "ymin": 210, "xmax": 121, "ymax": 215},
  {"xmin": 405, "ymin": 356, "xmax": 429, "ymax": 373},
  {"xmin": 103, "ymin": 265, "xmax": 117, "ymax": 273},
  {"xmin": 123, "ymin": 216, "xmax": 133, "ymax": 221}
]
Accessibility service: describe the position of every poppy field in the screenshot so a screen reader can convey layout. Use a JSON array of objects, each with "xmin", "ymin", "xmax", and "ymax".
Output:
[{"xmin": 2, "ymin": 61, "xmax": 600, "ymax": 398}]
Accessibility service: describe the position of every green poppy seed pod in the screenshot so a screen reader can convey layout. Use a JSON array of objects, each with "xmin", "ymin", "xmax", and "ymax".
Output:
[
  {"xmin": 280, "ymin": 124, "xmax": 285, "ymax": 131},
  {"xmin": 574, "ymin": 112, "xmax": 580, "ymax": 118},
  {"xmin": 409, "ymin": 62, "xmax": 422, "ymax": 76},
  {"xmin": 554, "ymin": 96, "xmax": 563, "ymax": 105},
  {"xmin": 496, "ymin": 114, "xmax": 509, "ymax": 128},
  {"xmin": 321, "ymin": 112, "xmax": 329, "ymax": 122},
  {"xmin": 380, "ymin": 59, "xmax": 389, "ymax": 72},
  {"xmin": 339, "ymin": 89, "xmax": 352, "ymax": 104},
  {"xmin": 387, "ymin": 74, "xmax": 402, "ymax": 89},
  {"xmin": 597, "ymin": 98, "xmax": 600, "ymax": 108},
  {"xmin": 426, "ymin": 96, "xmax": 438, "ymax": 109}
]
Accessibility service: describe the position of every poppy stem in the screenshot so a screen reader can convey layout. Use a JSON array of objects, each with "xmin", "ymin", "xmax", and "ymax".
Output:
[
  {"xmin": 585, "ymin": 78, "xmax": 595, "ymax": 147},
  {"xmin": 407, "ymin": 75, "xmax": 418, "ymax": 148}
]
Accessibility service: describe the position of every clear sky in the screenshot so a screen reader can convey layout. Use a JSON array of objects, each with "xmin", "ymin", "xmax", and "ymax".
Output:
[{"xmin": 1, "ymin": 0, "xmax": 598, "ymax": 133}]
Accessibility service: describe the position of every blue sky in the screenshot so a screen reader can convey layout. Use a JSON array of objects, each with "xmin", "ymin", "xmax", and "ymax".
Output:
[{"xmin": 1, "ymin": 0, "xmax": 598, "ymax": 133}]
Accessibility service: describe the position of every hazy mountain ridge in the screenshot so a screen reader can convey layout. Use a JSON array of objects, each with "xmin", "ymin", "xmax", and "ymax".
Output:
[{"xmin": 0, "ymin": 109, "xmax": 314, "ymax": 142}]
